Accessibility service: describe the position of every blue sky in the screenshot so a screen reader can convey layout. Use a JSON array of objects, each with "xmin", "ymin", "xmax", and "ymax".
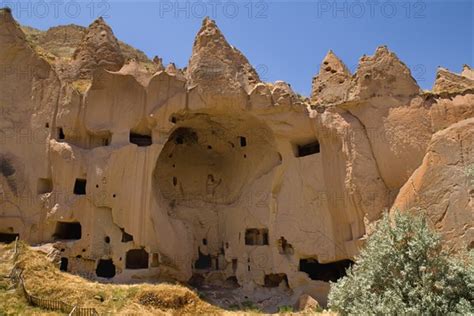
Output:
[{"xmin": 8, "ymin": 0, "xmax": 473, "ymax": 96}]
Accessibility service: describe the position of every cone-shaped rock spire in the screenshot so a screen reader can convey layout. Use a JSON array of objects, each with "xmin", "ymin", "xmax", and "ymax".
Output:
[
  {"xmin": 187, "ymin": 17, "xmax": 260, "ymax": 108},
  {"xmin": 72, "ymin": 17, "xmax": 124, "ymax": 79},
  {"xmin": 311, "ymin": 50, "xmax": 351, "ymax": 105},
  {"xmin": 349, "ymin": 46, "xmax": 421, "ymax": 100}
]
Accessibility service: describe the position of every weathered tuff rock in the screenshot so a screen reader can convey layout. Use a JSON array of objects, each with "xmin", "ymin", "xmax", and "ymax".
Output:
[
  {"xmin": 392, "ymin": 118, "xmax": 474, "ymax": 250},
  {"xmin": 68, "ymin": 17, "xmax": 125, "ymax": 80},
  {"xmin": 433, "ymin": 66, "xmax": 474, "ymax": 95},
  {"xmin": 187, "ymin": 17, "xmax": 260, "ymax": 110},
  {"xmin": 0, "ymin": 10, "xmax": 473, "ymax": 308},
  {"xmin": 311, "ymin": 50, "xmax": 351, "ymax": 105}
]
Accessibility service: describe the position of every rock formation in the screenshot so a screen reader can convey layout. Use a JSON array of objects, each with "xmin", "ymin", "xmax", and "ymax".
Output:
[{"xmin": 0, "ymin": 8, "xmax": 472, "ymax": 307}]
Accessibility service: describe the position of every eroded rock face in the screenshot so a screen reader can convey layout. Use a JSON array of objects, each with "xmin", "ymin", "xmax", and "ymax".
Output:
[
  {"xmin": 70, "ymin": 17, "xmax": 125, "ymax": 80},
  {"xmin": 1, "ymin": 10, "xmax": 472, "ymax": 307},
  {"xmin": 433, "ymin": 67, "xmax": 474, "ymax": 95},
  {"xmin": 392, "ymin": 118, "xmax": 474, "ymax": 251},
  {"xmin": 311, "ymin": 50, "xmax": 351, "ymax": 105},
  {"xmin": 187, "ymin": 18, "xmax": 260, "ymax": 110}
]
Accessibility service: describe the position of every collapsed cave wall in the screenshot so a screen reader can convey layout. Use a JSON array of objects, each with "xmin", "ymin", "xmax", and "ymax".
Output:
[{"xmin": 0, "ymin": 9, "xmax": 473, "ymax": 304}]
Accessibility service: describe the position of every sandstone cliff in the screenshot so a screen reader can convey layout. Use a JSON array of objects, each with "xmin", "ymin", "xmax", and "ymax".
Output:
[{"xmin": 0, "ymin": 9, "xmax": 472, "ymax": 308}]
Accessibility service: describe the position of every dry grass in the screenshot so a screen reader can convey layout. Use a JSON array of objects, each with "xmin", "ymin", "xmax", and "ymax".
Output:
[
  {"xmin": 3, "ymin": 242, "xmax": 220, "ymax": 315},
  {"xmin": 0, "ymin": 243, "xmax": 335, "ymax": 315}
]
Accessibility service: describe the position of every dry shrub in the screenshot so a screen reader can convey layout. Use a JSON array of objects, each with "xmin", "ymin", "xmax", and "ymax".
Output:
[{"xmin": 137, "ymin": 286, "xmax": 198, "ymax": 309}]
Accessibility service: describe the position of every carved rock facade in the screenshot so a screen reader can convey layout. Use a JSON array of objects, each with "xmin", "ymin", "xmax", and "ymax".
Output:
[{"xmin": 0, "ymin": 10, "xmax": 472, "ymax": 304}]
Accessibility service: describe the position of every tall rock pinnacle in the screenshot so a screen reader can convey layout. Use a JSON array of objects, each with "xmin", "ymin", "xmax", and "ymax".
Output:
[
  {"xmin": 311, "ymin": 50, "xmax": 351, "ymax": 105},
  {"xmin": 71, "ymin": 17, "xmax": 124, "ymax": 79},
  {"xmin": 187, "ymin": 17, "xmax": 260, "ymax": 108}
]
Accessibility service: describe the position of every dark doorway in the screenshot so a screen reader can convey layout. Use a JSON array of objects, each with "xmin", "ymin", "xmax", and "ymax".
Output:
[
  {"xmin": 296, "ymin": 140, "xmax": 320, "ymax": 157},
  {"xmin": 73, "ymin": 179, "xmax": 87, "ymax": 195},
  {"xmin": 299, "ymin": 258, "xmax": 353, "ymax": 282},
  {"xmin": 53, "ymin": 222, "xmax": 82, "ymax": 240},
  {"xmin": 130, "ymin": 132, "xmax": 152, "ymax": 147},
  {"xmin": 194, "ymin": 248, "xmax": 211, "ymax": 270},
  {"xmin": 96, "ymin": 259, "xmax": 116, "ymax": 278},
  {"xmin": 60, "ymin": 257, "xmax": 68, "ymax": 271},
  {"xmin": 0, "ymin": 233, "xmax": 19, "ymax": 243},
  {"xmin": 125, "ymin": 249, "xmax": 149, "ymax": 269},
  {"xmin": 58, "ymin": 127, "xmax": 65, "ymax": 140}
]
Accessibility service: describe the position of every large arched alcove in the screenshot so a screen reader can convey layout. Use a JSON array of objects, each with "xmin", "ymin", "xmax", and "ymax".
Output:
[{"xmin": 153, "ymin": 111, "xmax": 281, "ymax": 206}]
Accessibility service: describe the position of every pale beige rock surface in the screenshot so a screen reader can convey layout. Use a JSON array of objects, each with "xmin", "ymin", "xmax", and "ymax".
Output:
[
  {"xmin": 392, "ymin": 118, "xmax": 474, "ymax": 250},
  {"xmin": 0, "ymin": 10, "xmax": 473, "ymax": 309}
]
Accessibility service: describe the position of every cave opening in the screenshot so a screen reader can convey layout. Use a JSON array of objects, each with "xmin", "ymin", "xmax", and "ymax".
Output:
[
  {"xmin": 0, "ymin": 156, "xmax": 15, "ymax": 177},
  {"xmin": 154, "ymin": 113, "xmax": 281, "ymax": 206},
  {"xmin": 96, "ymin": 259, "xmax": 116, "ymax": 278},
  {"xmin": 245, "ymin": 228, "xmax": 269, "ymax": 245},
  {"xmin": 73, "ymin": 178, "xmax": 87, "ymax": 195},
  {"xmin": 57, "ymin": 127, "xmax": 65, "ymax": 140},
  {"xmin": 121, "ymin": 228, "xmax": 133, "ymax": 242},
  {"xmin": 125, "ymin": 249, "xmax": 149, "ymax": 269},
  {"xmin": 264, "ymin": 273, "xmax": 288, "ymax": 287},
  {"xmin": 299, "ymin": 258, "xmax": 353, "ymax": 282},
  {"xmin": 37, "ymin": 178, "xmax": 53, "ymax": 194},
  {"xmin": 130, "ymin": 132, "xmax": 152, "ymax": 147},
  {"xmin": 239, "ymin": 136, "xmax": 247, "ymax": 147},
  {"xmin": 60, "ymin": 257, "xmax": 68, "ymax": 271},
  {"xmin": 296, "ymin": 140, "xmax": 320, "ymax": 157},
  {"xmin": 0, "ymin": 232, "xmax": 19, "ymax": 243},
  {"xmin": 194, "ymin": 248, "xmax": 212, "ymax": 270},
  {"xmin": 53, "ymin": 222, "xmax": 82, "ymax": 240}
]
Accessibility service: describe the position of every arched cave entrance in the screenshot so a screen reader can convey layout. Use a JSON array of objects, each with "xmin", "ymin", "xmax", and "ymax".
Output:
[
  {"xmin": 153, "ymin": 111, "xmax": 281, "ymax": 276},
  {"xmin": 299, "ymin": 258, "xmax": 353, "ymax": 282},
  {"xmin": 153, "ymin": 112, "xmax": 281, "ymax": 206},
  {"xmin": 96, "ymin": 259, "xmax": 116, "ymax": 278},
  {"xmin": 0, "ymin": 232, "xmax": 19, "ymax": 243}
]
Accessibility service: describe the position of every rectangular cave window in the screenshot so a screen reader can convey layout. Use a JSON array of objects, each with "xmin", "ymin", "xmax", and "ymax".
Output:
[
  {"xmin": 130, "ymin": 132, "xmax": 152, "ymax": 147},
  {"xmin": 57, "ymin": 127, "xmax": 65, "ymax": 140},
  {"xmin": 245, "ymin": 228, "xmax": 269, "ymax": 246},
  {"xmin": 299, "ymin": 258, "xmax": 353, "ymax": 282},
  {"xmin": 0, "ymin": 232, "xmax": 19, "ymax": 243},
  {"xmin": 296, "ymin": 140, "xmax": 320, "ymax": 157},
  {"xmin": 37, "ymin": 178, "xmax": 53, "ymax": 194},
  {"xmin": 239, "ymin": 136, "xmax": 247, "ymax": 147},
  {"xmin": 53, "ymin": 222, "xmax": 81, "ymax": 240},
  {"xmin": 73, "ymin": 178, "xmax": 87, "ymax": 195},
  {"xmin": 126, "ymin": 249, "xmax": 149, "ymax": 269}
]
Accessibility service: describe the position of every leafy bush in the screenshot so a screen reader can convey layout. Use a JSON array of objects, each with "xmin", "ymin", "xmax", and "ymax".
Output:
[{"xmin": 328, "ymin": 211, "xmax": 473, "ymax": 315}]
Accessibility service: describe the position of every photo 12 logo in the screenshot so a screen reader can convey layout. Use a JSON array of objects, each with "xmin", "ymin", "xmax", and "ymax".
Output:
[
  {"xmin": 157, "ymin": 0, "xmax": 269, "ymax": 19},
  {"xmin": 0, "ymin": 0, "xmax": 111, "ymax": 20},
  {"xmin": 315, "ymin": 0, "xmax": 427, "ymax": 19}
]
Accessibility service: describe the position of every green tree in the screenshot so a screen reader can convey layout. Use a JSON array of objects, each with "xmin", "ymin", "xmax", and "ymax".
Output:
[{"xmin": 328, "ymin": 211, "xmax": 473, "ymax": 315}]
